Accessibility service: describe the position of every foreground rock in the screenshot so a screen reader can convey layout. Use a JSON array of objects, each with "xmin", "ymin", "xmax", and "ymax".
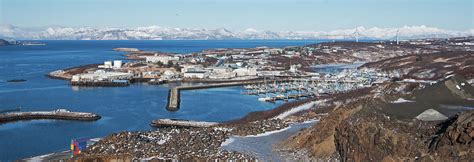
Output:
[
  {"xmin": 77, "ymin": 119, "xmax": 288, "ymax": 160},
  {"xmin": 429, "ymin": 111, "xmax": 474, "ymax": 159}
]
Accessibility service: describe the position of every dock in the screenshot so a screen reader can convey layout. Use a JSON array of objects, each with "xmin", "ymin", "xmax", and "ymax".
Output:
[
  {"xmin": 70, "ymin": 81, "xmax": 129, "ymax": 87},
  {"xmin": 0, "ymin": 109, "xmax": 101, "ymax": 124},
  {"xmin": 150, "ymin": 119, "xmax": 218, "ymax": 128}
]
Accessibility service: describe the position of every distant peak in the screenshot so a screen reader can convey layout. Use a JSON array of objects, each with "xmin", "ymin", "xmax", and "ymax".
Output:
[{"xmin": 1, "ymin": 24, "xmax": 472, "ymax": 40}]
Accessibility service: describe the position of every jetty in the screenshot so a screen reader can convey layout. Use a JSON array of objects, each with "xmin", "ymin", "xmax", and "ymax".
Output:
[
  {"xmin": 150, "ymin": 119, "xmax": 218, "ymax": 128},
  {"xmin": 0, "ymin": 109, "xmax": 101, "ymax": 124}
]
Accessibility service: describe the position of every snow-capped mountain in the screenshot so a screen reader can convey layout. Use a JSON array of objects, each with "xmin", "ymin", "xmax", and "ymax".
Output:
[{"xmin": 0, "ymin": 24, "xmax": 472, "ymax": 40}]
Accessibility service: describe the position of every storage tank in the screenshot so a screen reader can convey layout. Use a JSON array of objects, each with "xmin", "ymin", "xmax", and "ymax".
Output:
[
  {"xmin": 104, "ymin": 61, "xmax": 113, "ymax": 68},
  {"xmin": 113, "ymin": 60, "xmax": 122, "ymax": 68}
]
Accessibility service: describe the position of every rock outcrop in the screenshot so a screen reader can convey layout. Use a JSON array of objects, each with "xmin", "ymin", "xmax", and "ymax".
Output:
[
  {"xmin": 0, "ymin": 39, "xmax": 11, "ymax": 46},
  {"xmin": 429, "ymin": 111, "xmax": 474, "ymax": 160},
  {"xmin": 278, "ymin": 76, "xmax": 474, "ymax": 161}
]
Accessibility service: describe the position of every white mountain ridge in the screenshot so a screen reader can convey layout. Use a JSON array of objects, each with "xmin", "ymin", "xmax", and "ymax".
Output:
[{"xmin": 0, "ymin": 24, "xmax": 472, "ymax": 40}]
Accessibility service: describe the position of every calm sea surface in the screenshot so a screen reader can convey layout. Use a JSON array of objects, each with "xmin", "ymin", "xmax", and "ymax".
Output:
[{"xmin": 0, "ymin": 40, "xmax": 324, "ymax": 161}]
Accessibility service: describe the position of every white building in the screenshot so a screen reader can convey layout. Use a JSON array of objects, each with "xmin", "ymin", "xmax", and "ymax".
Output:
[
  {"xmin": 145, "ymin": 54, "xmax": 180, "ymax": 64},
  {"xmin": 161, "ymin": 70, "xmax": 179, "ymax": 80},
  {"xmin": 113, "ymin": 60, "xmax": 122, "ymax": 69},
  {"xmin": 98, "ymin": 61, "xmax": 113, "ymax": 69},
  {"xmin": 234, "ymin": 67, "xmax": 257, "ymax": 76},
  {"xmin": 257, "ymin": 71, "xmax": 282, "ymax": 77},
  {"xmin": 181, "ymin": 65, "xmax": 204, "ymax": 73},
  {"xmin": 98, "ymin": 60, "xmax": 122, "ymax": 69},
  {"xmin": 71, "ymin": 70, "xmax": 133, "ymax": 82},
  {"xmin": 207, "ymin": 67, "xmax": 232, "ymax": 74},
  {"xmin": 209, "ymin": 72, "xmax": 237, "ymax": 79},
  {"xmin": 289, "ymin": 65, "xmax": 298, "ymax": 73},
  {"xmin": 183, "ymin": 71, "xmax": 208, "ymax": 79}
]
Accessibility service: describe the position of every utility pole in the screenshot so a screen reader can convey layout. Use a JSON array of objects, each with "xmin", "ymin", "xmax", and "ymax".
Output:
[
  {"xmin": 355, "ymin": 28, "xmax": 359, "ymax": 43},
  {"xmin": 396, "ymin": 28, "xmax": 400, "ymax": 45}
]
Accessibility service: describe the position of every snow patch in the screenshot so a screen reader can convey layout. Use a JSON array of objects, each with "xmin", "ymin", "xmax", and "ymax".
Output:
[
  {"xmin": 273, "ymin": 100, "xmax": 323, "ymax": 119},
  {"xmin": 391, "ymin": 98, "xmax": 415, "ymax": 103},
  {"xmin": 415, "ymin": 109, "xmax": 448, "ymax": 121},
  {"xmin": 400, "ymin": 79, "xmax": 437, "ymax": 84},
  {"xmin": 220, "ymin": 137, "xmax": 235, "ymax": 147}
]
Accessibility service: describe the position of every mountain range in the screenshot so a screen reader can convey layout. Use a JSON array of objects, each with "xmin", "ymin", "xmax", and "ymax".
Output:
[{"xmin": 1, "ymin": 24, "xmax": 473, "ymax": 40}]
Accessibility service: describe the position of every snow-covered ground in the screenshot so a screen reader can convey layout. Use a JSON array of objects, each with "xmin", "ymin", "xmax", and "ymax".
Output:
[
  {"xmin": 400, "ymin": 78, "xmax": 438, "ymax": 84},
  {"xmin": 273, "ymin": 100, "xmax": 324, "ymax": 120},
  {"xmin": 391, "ymin": 98, "xmax": 415, "ymax": 104},
  {"xmin": 220, "ymin": 120, "xmax": 317, "ymax": 161}
]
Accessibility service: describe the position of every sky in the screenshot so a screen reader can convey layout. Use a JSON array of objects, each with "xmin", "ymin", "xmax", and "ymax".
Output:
[{"xmin": 0, "ymin": 0, "xmax": 473, "ymax": 31}]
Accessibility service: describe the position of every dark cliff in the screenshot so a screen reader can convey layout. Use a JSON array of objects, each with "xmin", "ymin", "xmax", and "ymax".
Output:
[{"xmin": 0, "ymin": 39, "xmax": 11, "ymax": 46}]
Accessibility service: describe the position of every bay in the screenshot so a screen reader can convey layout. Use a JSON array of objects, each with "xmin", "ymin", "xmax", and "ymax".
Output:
[{"xmin": 0, "ymin": 40, "xmax": 324, "ymax": 161}]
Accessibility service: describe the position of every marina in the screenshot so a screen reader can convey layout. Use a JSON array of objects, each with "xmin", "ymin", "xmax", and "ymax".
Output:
[
  {"xmin": 165, "ymin": 79, "xmax": 287, "ymax": 111},
  {"xmin": 166, "ymin": 67, "xmax": 390, "ymax": 111}
]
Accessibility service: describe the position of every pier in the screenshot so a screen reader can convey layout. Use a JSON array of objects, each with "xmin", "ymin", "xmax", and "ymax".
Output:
[
  {"xmin": 0, "ymin": 109, "xmax": 101, "ymax": 124},
  {"xmin": 150, "ymin": 119, "xmax": 218, "ymax": 128}
]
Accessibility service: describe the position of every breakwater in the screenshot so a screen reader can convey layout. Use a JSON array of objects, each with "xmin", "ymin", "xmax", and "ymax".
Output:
[
  {"xmin": 150, "ymin": 119, "xmax": 218, "ymax": 128},
  {"xmin": 0, "ymin": 109, "xmax": 101, "ymax": 124}
]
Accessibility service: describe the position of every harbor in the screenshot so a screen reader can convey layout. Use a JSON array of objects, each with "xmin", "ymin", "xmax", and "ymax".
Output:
[
  {"xmin": 166, "ymin": 68, "xmax": 391, "ymax": 111},
  {"xmin": 165, "ymin": 79, "xmax": 289, "ymax": 111},
  {"xmin": 0, "ymin": 109, "xmax": 101, "ymax": 123}
]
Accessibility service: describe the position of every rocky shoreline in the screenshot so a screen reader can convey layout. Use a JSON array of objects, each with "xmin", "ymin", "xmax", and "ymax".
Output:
[{"xmin": 78, "ymin": 119, "xmax": 290, "ymax": 160}]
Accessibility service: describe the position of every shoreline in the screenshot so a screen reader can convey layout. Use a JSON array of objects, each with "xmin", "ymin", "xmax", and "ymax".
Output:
[{"xmin": 24, "ymin": 95, "xmax": 320, "ymax": 161}]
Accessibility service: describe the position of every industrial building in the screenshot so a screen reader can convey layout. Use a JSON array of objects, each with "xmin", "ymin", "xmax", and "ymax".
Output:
[{"xmin": 71, "ymin": 70, "xmax": 133, "ymax": 82}]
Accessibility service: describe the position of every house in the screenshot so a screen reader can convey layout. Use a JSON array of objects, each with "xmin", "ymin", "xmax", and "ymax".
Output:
[
  {"xmin": 234, "ymin": 67, "xmax": 257, "ymax": 76},
  {"xmin": 208, "ymin": 72, "xmax": 237, "ymax": 79},
  {"xmin": 181, "ymin": 65, "xmax": 204, "ymax": 73},
  {"xmin": 183, "ymin": 71, "xmax": 208, "ymax": 79},
  {"xmin": 207, "ymin": 67, "xmax": 232, "ymax": 74}
]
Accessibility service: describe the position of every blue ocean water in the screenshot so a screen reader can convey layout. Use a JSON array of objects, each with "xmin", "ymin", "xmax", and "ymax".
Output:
[{"xmin": 0, "ymin": 40, "xmax": 324, "ymax": 161}]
